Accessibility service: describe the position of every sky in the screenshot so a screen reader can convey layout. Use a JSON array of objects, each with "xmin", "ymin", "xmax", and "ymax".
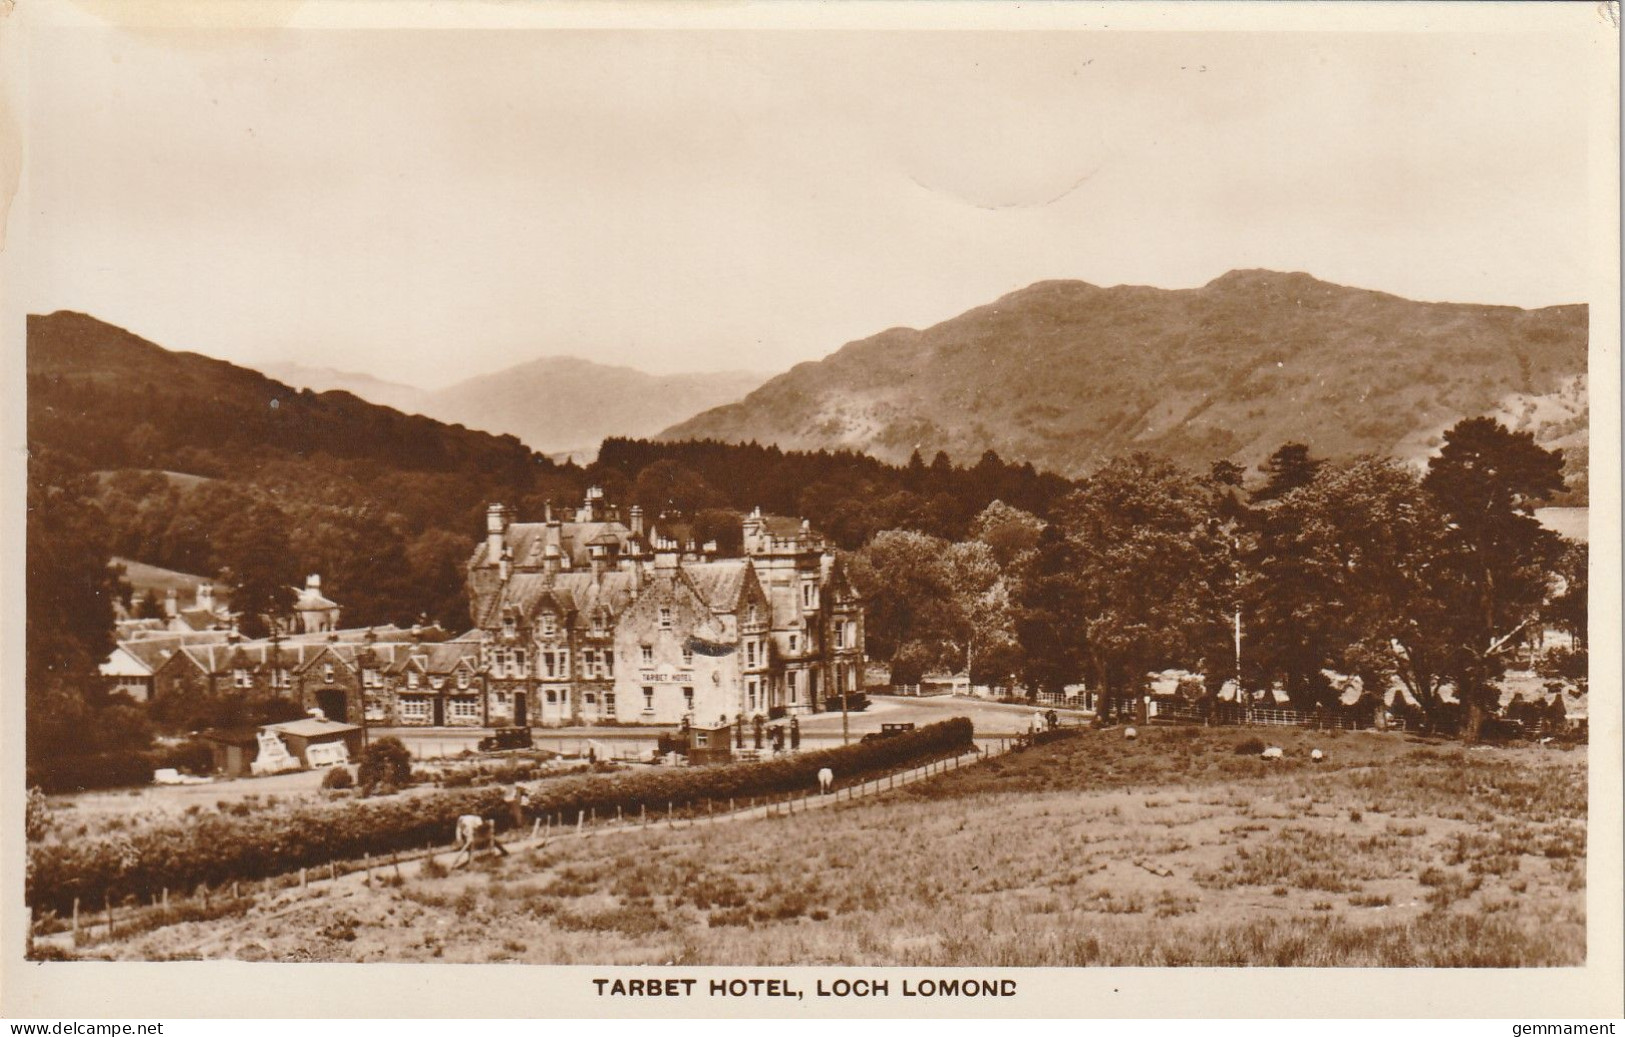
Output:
[{"xmin": 19, "ymin": 23, "xmax": 1602, "ymax": 388}]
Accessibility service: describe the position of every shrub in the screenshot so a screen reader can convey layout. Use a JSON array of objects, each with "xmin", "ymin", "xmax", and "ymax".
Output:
[
  {"xmin": 357, "ymin": 737, "xmax": 413, "ymax": 793},
  {"xmin": 322, "ymin": 768, "xmax": 355, "ymax": 791},
  {"xmin": 26, "ymin": 750, "xmax": 159, "ymax": 793},
  {"xmin": 157, "ymin": 739, "xmax": 216, "ymax": 777},
  {"xmin": 1234, "ymin": 737, "xmax": 1267, "ymax": 756},
  {"xmin": 25, "ymin": 788, "xmax": 50, "ymax": 843},
  {"xmin": 25, "ymin": 717, "xmax": 974, "ymax": 913}
]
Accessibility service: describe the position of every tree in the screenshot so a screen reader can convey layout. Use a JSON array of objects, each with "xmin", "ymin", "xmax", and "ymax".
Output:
[
  {"xmin": 1011, "ymin": 524, "xmax": 1090, "ymax": 698},
  {"xmin": 1251, "ymin": 442, "xmax": 1323, "ymax": 503},
  {"xmin": 1423, "ymin": 418, "xmax": 1566, "ymax": 739},
  {"xmin": 357, "ymin": 736, "xmax": 414, "ymax": 794},
  {"xmin": 1056, "ymin": 455, "xmax": 1228, "ymax": 719},
  {"xmin": 969, "ymin": 500, "xmax": 1045, "ymax": 569},
  {"xmin": 212, "ymin": 500, "xmax": 296, "ymax": 638},
  {"xmin": 845, "ymin": 531, "xmax": 963, "ymax": 667}
]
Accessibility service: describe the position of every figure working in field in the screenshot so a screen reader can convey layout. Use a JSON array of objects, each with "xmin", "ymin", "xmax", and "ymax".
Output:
[
  {"xmin": 503, "ymin": 785, "xmax": 530, "ymax": 830},
  {"xmin": 451, "ymin": 814, "xmax": 509, "ymax": 868}
]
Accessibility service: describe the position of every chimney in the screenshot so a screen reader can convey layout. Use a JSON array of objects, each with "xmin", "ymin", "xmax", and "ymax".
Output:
[
  {"xmin": 544, "ymin": 500, "xmax": 553, "ymax": 523},
  {"xmin": 544, "ymin": 543, "xmax": 561, "ymax": 578},
  {"xmin": 486, "ymin": 502, "xmax": 510, "ymax": 564},
  {"xmin": 306, "ymin": 573, "xmax": 322, "ymax": 592},
  {"xmin": 197, "ymin": 582, "xmax": 214, "ymax": 613},
  {"xmin": 589, "ymin": 542, "xmax": 606, "ymax": 580},
  {"xmin": 703, "ymin": 540, "xmax": 718, "ymax": 560},
  {"xmin": 630, "ymin": 505, "xmax": 644, "ymax": 538},
  {"xmin": 631, "ymin": 557, "xmax": 645, "ymax": 595},
  {"xmin": 164, "ymin": 588, "xmax": 179, "ymax": 619},
  {"xmin": 499, "ymin": 545, "xmax": 513, "ymax": 582},
  {"xmin": 411, "ymin": 622, "xmax": 424, "ymax": 644},
  {"xmin": 227, "ymin": 617, "xmax": 241, "ymax": 644}
]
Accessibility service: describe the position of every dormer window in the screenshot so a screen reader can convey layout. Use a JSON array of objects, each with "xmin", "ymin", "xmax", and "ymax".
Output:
[
  {"xmin": 658, "ymin": 607, "xmax": 672, "ymax": 630},
  {"xmin": 457, "ymin": 669, "xmax": 470, "ymax": 690},
  {"xmin": 407, "ymin": 669, "xmax": 420, "ymax": 689},
  {"xmin": 502, "ymin": 612, "xmax": 517, "ymax": 636},
  {"xmin": 323, "ymin": 663, "xmax": 335, "ymax": 683},
  {"xmin": 748, "ymin": 605, "xmax": 759, "ymax": 625},
  {"xmin": 541, "ymin": 614, "xmax": 557, "ymax": 637},
  {"xmin": 591, "ymin": 613, "xmax": 606, "ymax": 636}
]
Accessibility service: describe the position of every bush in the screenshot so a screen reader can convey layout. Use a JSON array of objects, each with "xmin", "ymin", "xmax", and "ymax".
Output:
[
  {"xmin": 322, "ymin": 767, "xmax": 355, "ymax": 790},
  {"xmin": 1234, "ymin": 737, "xmax": 1267, "ymax": 756},
  {"xmin": 25, "ymin": 718, "xmax": 974, "ymax": 913},
  {"xmin": 357, "ymin": 737, "xmax": 413, "ymax": 793},
  {"xmin": 26, "ymin": 750, "xmax": 159, "ymax": 793}
]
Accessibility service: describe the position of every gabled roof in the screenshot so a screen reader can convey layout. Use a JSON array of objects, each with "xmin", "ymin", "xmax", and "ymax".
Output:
[
  {"xmin": 265, "ymin": 717, "xmax": 361, "ymax": 738},
  {"xmin": 100, "ymin": 646, "xmax": 157, "ymax": 678},
  {"xmin": 392, "ymin": 641, "xmax": 481, "ymax": 675},
  {"xmin": 680, "ymin": 560, "xmax": 754, "ymax": 613},
  {"xmin": 473, "ymin": 520, "xmax": 635, "ymax": 572}
]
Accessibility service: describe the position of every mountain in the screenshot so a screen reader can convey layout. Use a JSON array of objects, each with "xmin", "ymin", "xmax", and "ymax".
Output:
[
  {"xmin": 423, "ymin": 358, "xmax": 768, "ymax": 457},
  {"xmin": 661, "ymin": 270, "xmax": 1589, "ymax": 480},
  {"xmin": 258, "ymin": 362, "xmax": 431, "ymax": 416}
]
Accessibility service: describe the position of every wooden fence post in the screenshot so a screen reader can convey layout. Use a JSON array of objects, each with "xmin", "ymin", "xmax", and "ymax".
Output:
[
  {"xmin": 300, "ymin": 868, "xmax": 308, "ymax": 892},
  {"xmin": 364, "ymin": 854, "xmax": 373, "ymax": 885},
  {"xmin": 105, "ymin": 893, "xmax": 113, "ymax": 938},
  {"xmin": 576, "ymin": 809, "xmax": 584, "ymax": 835},
  {"xmin": 162, "ymin": 887, "xmax": 169, "ymax": 913},
  {"xmin": 71, "ymin": 897, "xmax": 79, "ymax": 943}
]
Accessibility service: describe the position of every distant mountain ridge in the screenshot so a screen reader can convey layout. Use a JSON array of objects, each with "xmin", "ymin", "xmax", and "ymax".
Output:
[
  {"xmin": 661, "ymin": 270, "xmax": 1589, "ymax": 482},
  {"xmin": 424, "ymin": 357, "xmax": 767, "ymax": 458},
  {"xmin": 266, "ymin": 356, "xmax": 768, "ymax": 458}
]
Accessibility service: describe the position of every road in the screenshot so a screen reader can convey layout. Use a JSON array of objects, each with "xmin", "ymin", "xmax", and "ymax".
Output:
[{"xmin": 378, "ymin": 694, "xmax": 1076, "ymax": 759}]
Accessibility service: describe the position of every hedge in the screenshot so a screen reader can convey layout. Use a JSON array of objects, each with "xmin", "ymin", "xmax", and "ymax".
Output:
[
  {"xmin": 26, "ymin": 717, "xmax": 973, "ymax": 912},
  {"xmin": 27, "ymin": 740, "xmax": 216, "ymax": 795}
]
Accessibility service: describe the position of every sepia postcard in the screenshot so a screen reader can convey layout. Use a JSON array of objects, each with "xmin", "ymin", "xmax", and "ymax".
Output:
[{"xmin": 1, "ymin": 0, "xmax": 1620, "ymax": 1021}]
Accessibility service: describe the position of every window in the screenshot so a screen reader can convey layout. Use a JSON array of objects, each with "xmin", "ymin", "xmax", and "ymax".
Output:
[
  {"xmin": 683, "ymin": 686, "xmax": 694, "ymax": 711},
  {"xmin": 514, "ymin": 649, "xmax": 527, "ymax": 675},
  {"xmin": 364, "ymin": 668, "xmax": 381, "ymax": 688},
  {"xmin": 694, "ymin": 730, "xmax": 708, "ymax": 748},
  {"xmin": 643, "ymin": 686, "xmax": 655, "ymax": 713},
  {"xmin": 640, "ymin": 645, "xmax": 653, "ymax": 667},
  {"xmin": 591, "ymin": 613, "xmax": 606, "ymax": 636},
  {"xmin": 541, "ymin": 614, "xmax": 556, "ymax": 636},
  {"xmin": 233, "ymin": 668, "xmax": 251, "ymax": 689},
  {"xmin": 451, "ymin": 698, "xmax": 479, "ymax": 719},
  {"xmin": 545, "ymin": 689, "xmax": 558, "ymax": 704},
  {"xmin": 585, "ymin": 693, "xmax": 597, "ymax": 706},
  {"xmin": 835, "ymin": 624, "xmax": 845, "ymax": 649},
  {"xmin": 407, "ymin": 670, "xmax": 420, "ymax": 689},
  {"xmin": 788, "ymin": 671, "xmax": 798, "ymax": 703},
  {"xmin": 658, "ymin": 607, "xmax": 672, "ymax": 629},
  {"xmin": 273, "ymin": 668, "xmax": 291, "ymax": 690},
  {"xmin": 748, "ymin": 604, "xmax": 758, "ymax": 625},
  {"xmin": 789, "ymin": 633, "xmax": 799, "ymax": 654},
  {"xmin": 846, "ymin": 621, "xmax": 858, "ymax": 649},
  {"xmin": 502, "ymin": 613, "xmax": 516, "ymax": 636},
  {"xmin": 401, "ymin": 698, "xmax": 430, "ymax": 719},
  {"xmin": 558, "ymin": 650, "xmax": 569, "ymax": 677},
  {"xmin": 542, "ymin": 651, "xmax": 555, "ymax": 678},
  {"xmin": 323, "ymin": 663, "xmax": 336, "ymax": 683},
  {"xmin": 747, "ymin": 679, "xmax": 758, "ymax": 711},
  {"xmin": 802, "ymin": 583, "xmax": 815, "ymax": 609},
  {"xmin": 681, "ymin": 645, "xmax": 693, "ymax": 667},
  {"xmin": 457, "ymin": 670, "xmax": 470, "ymax": 690},
  {"xmin": 496, "ymin": 691, "xmax": 508, "ymax": 705},
  {"xmin": 605, "ymin": 693, "xmax": 615, "ymax": 712},
  {"xmin": 603, "ymin": 652, "xmax": 614, "ymax": 678}
]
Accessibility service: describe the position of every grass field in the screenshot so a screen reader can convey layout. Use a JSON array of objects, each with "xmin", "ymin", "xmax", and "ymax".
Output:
[{"xmin": 65, "ymin": 726, "xmax": 1586, "ymax": 966}]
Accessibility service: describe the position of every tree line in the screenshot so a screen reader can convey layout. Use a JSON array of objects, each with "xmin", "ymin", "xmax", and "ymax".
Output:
[{"xmin": 846, "ymin": 419, "xmax": 1583, "ymax": 741}]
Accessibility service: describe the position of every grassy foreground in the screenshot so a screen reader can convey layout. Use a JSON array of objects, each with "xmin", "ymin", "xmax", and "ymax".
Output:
[{"xmin": 71, "ymin": 726, "xmax": 1586, "ymax": 966}]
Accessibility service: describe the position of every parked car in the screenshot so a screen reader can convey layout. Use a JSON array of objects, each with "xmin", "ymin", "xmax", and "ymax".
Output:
[
  {"xmin": 861, "ymin": 722, "xmax": 915, "ymax": 744},
  {"xmin": 478, "ymin": 727, "xmax": 534, "ymax": 753}
]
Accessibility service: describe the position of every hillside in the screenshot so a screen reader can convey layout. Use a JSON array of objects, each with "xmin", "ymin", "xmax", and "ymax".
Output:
[
  {"xmin": 424, "ymin": 357, "xmax": 767, "ymax": 457},
  {"xmin": 662, "ymin": 271, "xmax": 1589, "ymax": 480},
  {"xmin": 27, "ymin": 311, "xmax": 542, "ymax": 481}
]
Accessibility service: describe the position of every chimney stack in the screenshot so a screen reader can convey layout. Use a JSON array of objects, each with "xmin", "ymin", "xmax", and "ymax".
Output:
[
  {"xmin": 164, "ymin": 588, "xmax": 179, "ymax": 619},
  {"xmin": 486, "ymin": 503, "xmax": 509, "ymax": 563},
  {"xmin": 630, "ymin": 505, "xmax": 644, "ymax": 538},
  {"xmin": 197, "ymin": 582, "xmax": 214, "ymax": 613}
]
